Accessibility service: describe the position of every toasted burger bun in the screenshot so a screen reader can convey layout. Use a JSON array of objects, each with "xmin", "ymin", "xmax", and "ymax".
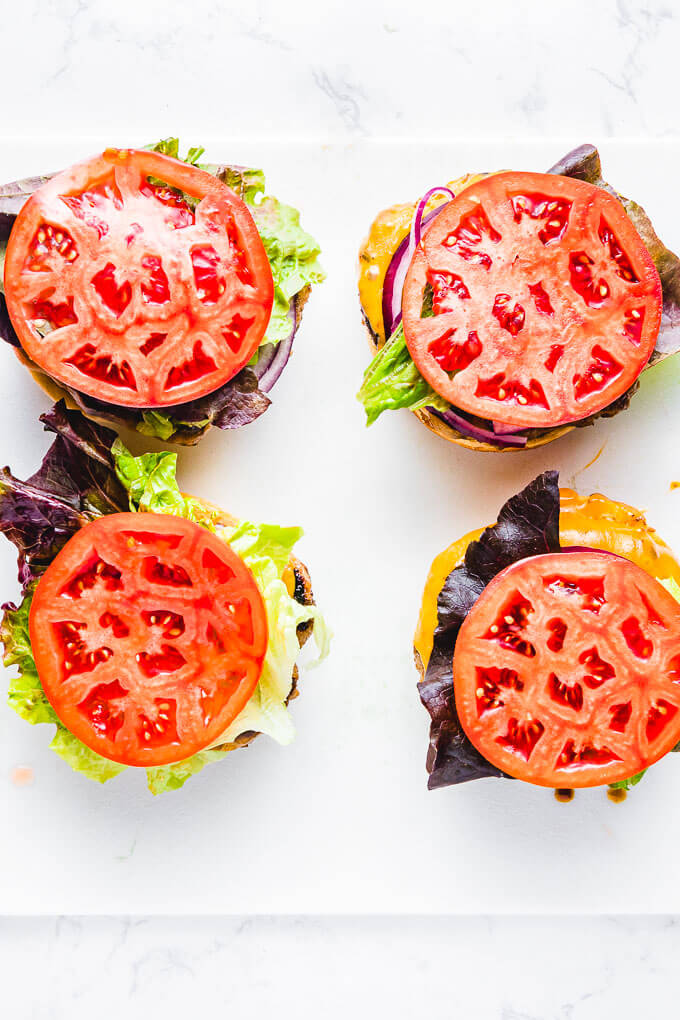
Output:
[
  {"xmin": 413, "ymin": 489, "xmax": 680, "ymax": 677},
  {"xmin": 358, "ymin": 173, "xmax": 578, "ymax": 453}
]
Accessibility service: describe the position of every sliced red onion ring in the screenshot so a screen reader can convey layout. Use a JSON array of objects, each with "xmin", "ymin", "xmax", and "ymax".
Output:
[
  {"xmin": 426, "ymin": 405, "xmax": 528, "ymax": 448},
  {"xmin": 254, "ymin": 301, "xmax": 298, "ymax": 393},
  {"xmin": 250, "ymin": 340, "xmax": 277, "ymax": 379},
  {"xmin": 382, "ymin": 187, "xmax": 455, "ymax": 339},
  {"xmin": 492, "ymin": 420, "xmax": 524, "ymax": 436}
]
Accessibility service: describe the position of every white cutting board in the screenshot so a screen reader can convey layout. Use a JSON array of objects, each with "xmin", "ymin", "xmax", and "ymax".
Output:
[{"xmin": 1, "ymin": 138, "xmax": 680, "ymax": 915}]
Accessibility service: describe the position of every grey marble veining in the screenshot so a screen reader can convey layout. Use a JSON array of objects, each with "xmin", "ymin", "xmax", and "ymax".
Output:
[
  {"xmin": 2, "ymin": 915, "xmax": 677, "ymax": 1017},
  {"xmin": 2, "ymin": 0, "xmax": 678, "ymax": 141}
]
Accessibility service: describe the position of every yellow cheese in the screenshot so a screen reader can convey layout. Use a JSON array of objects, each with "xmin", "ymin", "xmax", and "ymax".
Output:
[
  {"xmin": 357, "ymin": 172, "xmax": 488, "ymax": 343},
  {"xmin": 414, "ymin": 490, "xmax": 680, "ymax": 670}
]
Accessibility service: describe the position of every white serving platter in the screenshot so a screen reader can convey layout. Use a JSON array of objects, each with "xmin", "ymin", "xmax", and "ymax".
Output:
[{"xmin": 1, "ymin": 138, "xmax": 680, "ymax": 914}]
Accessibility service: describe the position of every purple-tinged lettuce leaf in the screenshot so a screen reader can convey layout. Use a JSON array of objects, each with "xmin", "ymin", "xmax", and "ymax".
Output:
[
  {"xmin": 0, "ymin": 401, "xmax": 126, "ymax": 585},
  {"xmin": 418, "ymin": 471, "xmax": 561, "ymax": 790},
  {"xmin": 66, "ymin": 362, "xmax": 272, "ymax": 445},
  {"xmin": 548, "ymin": 144, "xmax": 680, "ymax": 365}
]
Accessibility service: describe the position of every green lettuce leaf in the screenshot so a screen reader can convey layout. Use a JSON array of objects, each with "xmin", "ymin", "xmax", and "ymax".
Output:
[
  {"xmin": 50, "ymin": 727, "xmax": 127, "ymax": 784},
  {"xmin": 358, "ymin": 324, "xmax": 449, "ymax": 425},
  {"xmin": 145, "ymin": 746, "xmax": 232, "ymax": 795},
  {"xmin": 224, "ymin": 520, "xmax": 304, "ymax": 578},
  {"xmin": 250, "ymin": 197, "xmax": 325, "ymax": 344},
  {"xmin": 148, "ymin": 137, "xmax": 324, "ymax": 347},
  {"xmin": 2, "ymin": 590, "xmax": 57, "ymax": 726},
  {"xmin": 609, "ymin": 770, "xmax": 647, "ymax": 793},
  {"xmin": 112, "ymin": 440, "xmax": 214, "ymax": 526},
  {"xmin": 2, "ymin": 587, "xmax": 125, "ymax": 782}
]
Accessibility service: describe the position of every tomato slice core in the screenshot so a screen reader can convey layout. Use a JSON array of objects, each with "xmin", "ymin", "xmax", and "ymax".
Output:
[
  {"xmin": 4, "ymin": 149, "xmax": 274, "ymax": 407},
  {"xmin": 402, "ymin": 172, "xmax": 662, "ymax": 427},
  {"xmin": 29, "ymin": 513, "xmax": 268, "ymax": 767},
  {"xmin": 453, "ymin": 550, "xmax": 680, "ymax": 787}
]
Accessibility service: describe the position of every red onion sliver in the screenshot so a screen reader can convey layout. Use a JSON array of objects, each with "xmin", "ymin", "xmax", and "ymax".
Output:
[
  {"xmin": 382, "ymin": 187, "xmax": 455, "ymax": 339},
  {"xmin": 427, "ymin": 405, "xmax": 528, "ymax": 448},
  {"xmin": 255, "ymin": 301, "xmax": 298, "ymax": 393},
  {"xmin": 492, "ymin": 419, "xmax": 525, "ymax": 435}
]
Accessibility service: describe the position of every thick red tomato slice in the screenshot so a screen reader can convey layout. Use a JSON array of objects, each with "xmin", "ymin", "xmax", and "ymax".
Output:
[
  {"xmin": 29, "ymin": 512, "xmax": 268, "ymax": 767},
  {"xmin": 402, "ymin": 172, "xmax": 662, "ymax": 427},
  {"xmin": 453, "ymin": 550, "xmax": 680, "ymax": 787},
  {"xmin": 4, "ymin": 149, "xmax": 274, "ymax": 408}
]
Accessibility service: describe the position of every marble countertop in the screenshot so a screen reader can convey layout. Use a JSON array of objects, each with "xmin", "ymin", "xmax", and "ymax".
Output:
[
  {"xmin": 3, "ymin": 0, "xmax": 680, "ymax": 1015},
  {"xmin": 4, "ymin": 915, "xmax": 678, "ymax": 1018}
]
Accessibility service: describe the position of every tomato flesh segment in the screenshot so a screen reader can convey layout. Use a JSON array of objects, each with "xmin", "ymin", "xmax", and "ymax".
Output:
[
  {"xmin": 4, "ymin": 149, "xmax": 274, "ymax": 408},
  {"xmin": 402, "ymin": 171, "xmax": 662, "ymax": 428},
  {"xmin": 29, "ymin": 512, "xmax": 268, "ymax": 767},
  {"xmin": 453, "ymin": 550, "xmax": 680, "ymax": 787}
]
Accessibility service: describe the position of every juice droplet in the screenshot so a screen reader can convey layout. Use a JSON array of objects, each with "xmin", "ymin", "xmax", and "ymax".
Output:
[
  {"xmin": 554, "ymin": 788, "xmax": 574, "ymax": 803},
  {"xmin": 607, "ymin": 787, "xmax": 627, "ymax": 804},
  {"xmin": 10, "ymin": 766, "xmax": 34, "ymax": 787},
  {"xmin": 671, "ymin": 481, "xmax": 680, "ymax": 491}
]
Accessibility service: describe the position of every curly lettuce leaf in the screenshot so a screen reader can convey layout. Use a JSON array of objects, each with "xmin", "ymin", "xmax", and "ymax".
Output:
[
  {"xmin": 2, "ymin": 587, "xmax": 124, "ymax": 782},
  {"xmin": 50, "ymin": 727, "xmax": 127, "ymax": 784},
  {"xmin": 68, "ymin": 365, "xmax": 272, "ymax": 446},
  {"xmin": 2, "ymin": 590, "xmax": 57, "ymax": 725},
  {"xmin": 608, "ymin": 770, "xmax": 647, "ymax": 793},
  {"xmin": 250, "ymin": 197, "xmax": 324, "ymax": 344},
  {"xmin": 225, "ymin": 520, "xmax": 304, "ymax": 578},
  {"xmin": 148, "ymin": 137, "xmax": 324, "ymax": 347},
  {"xmin": 146, "ymin": 746, "xmax": 232, "ymax": 795},
  {"xmin": 111, "ymin": 440, "xmax": 214, "ymax": 526},
  {"xmin": 357, "ymin": 324, "xmax": 448, "ymax": 425}
]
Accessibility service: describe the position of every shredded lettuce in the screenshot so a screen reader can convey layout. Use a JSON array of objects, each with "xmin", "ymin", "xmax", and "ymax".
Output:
[
  {"xmin": 357, "ymin": 324, "xmax": 448, "ymax": 425},
  {"xmin": 2, "ymin": 434, "xmax": 329, "ymax": 794}
]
